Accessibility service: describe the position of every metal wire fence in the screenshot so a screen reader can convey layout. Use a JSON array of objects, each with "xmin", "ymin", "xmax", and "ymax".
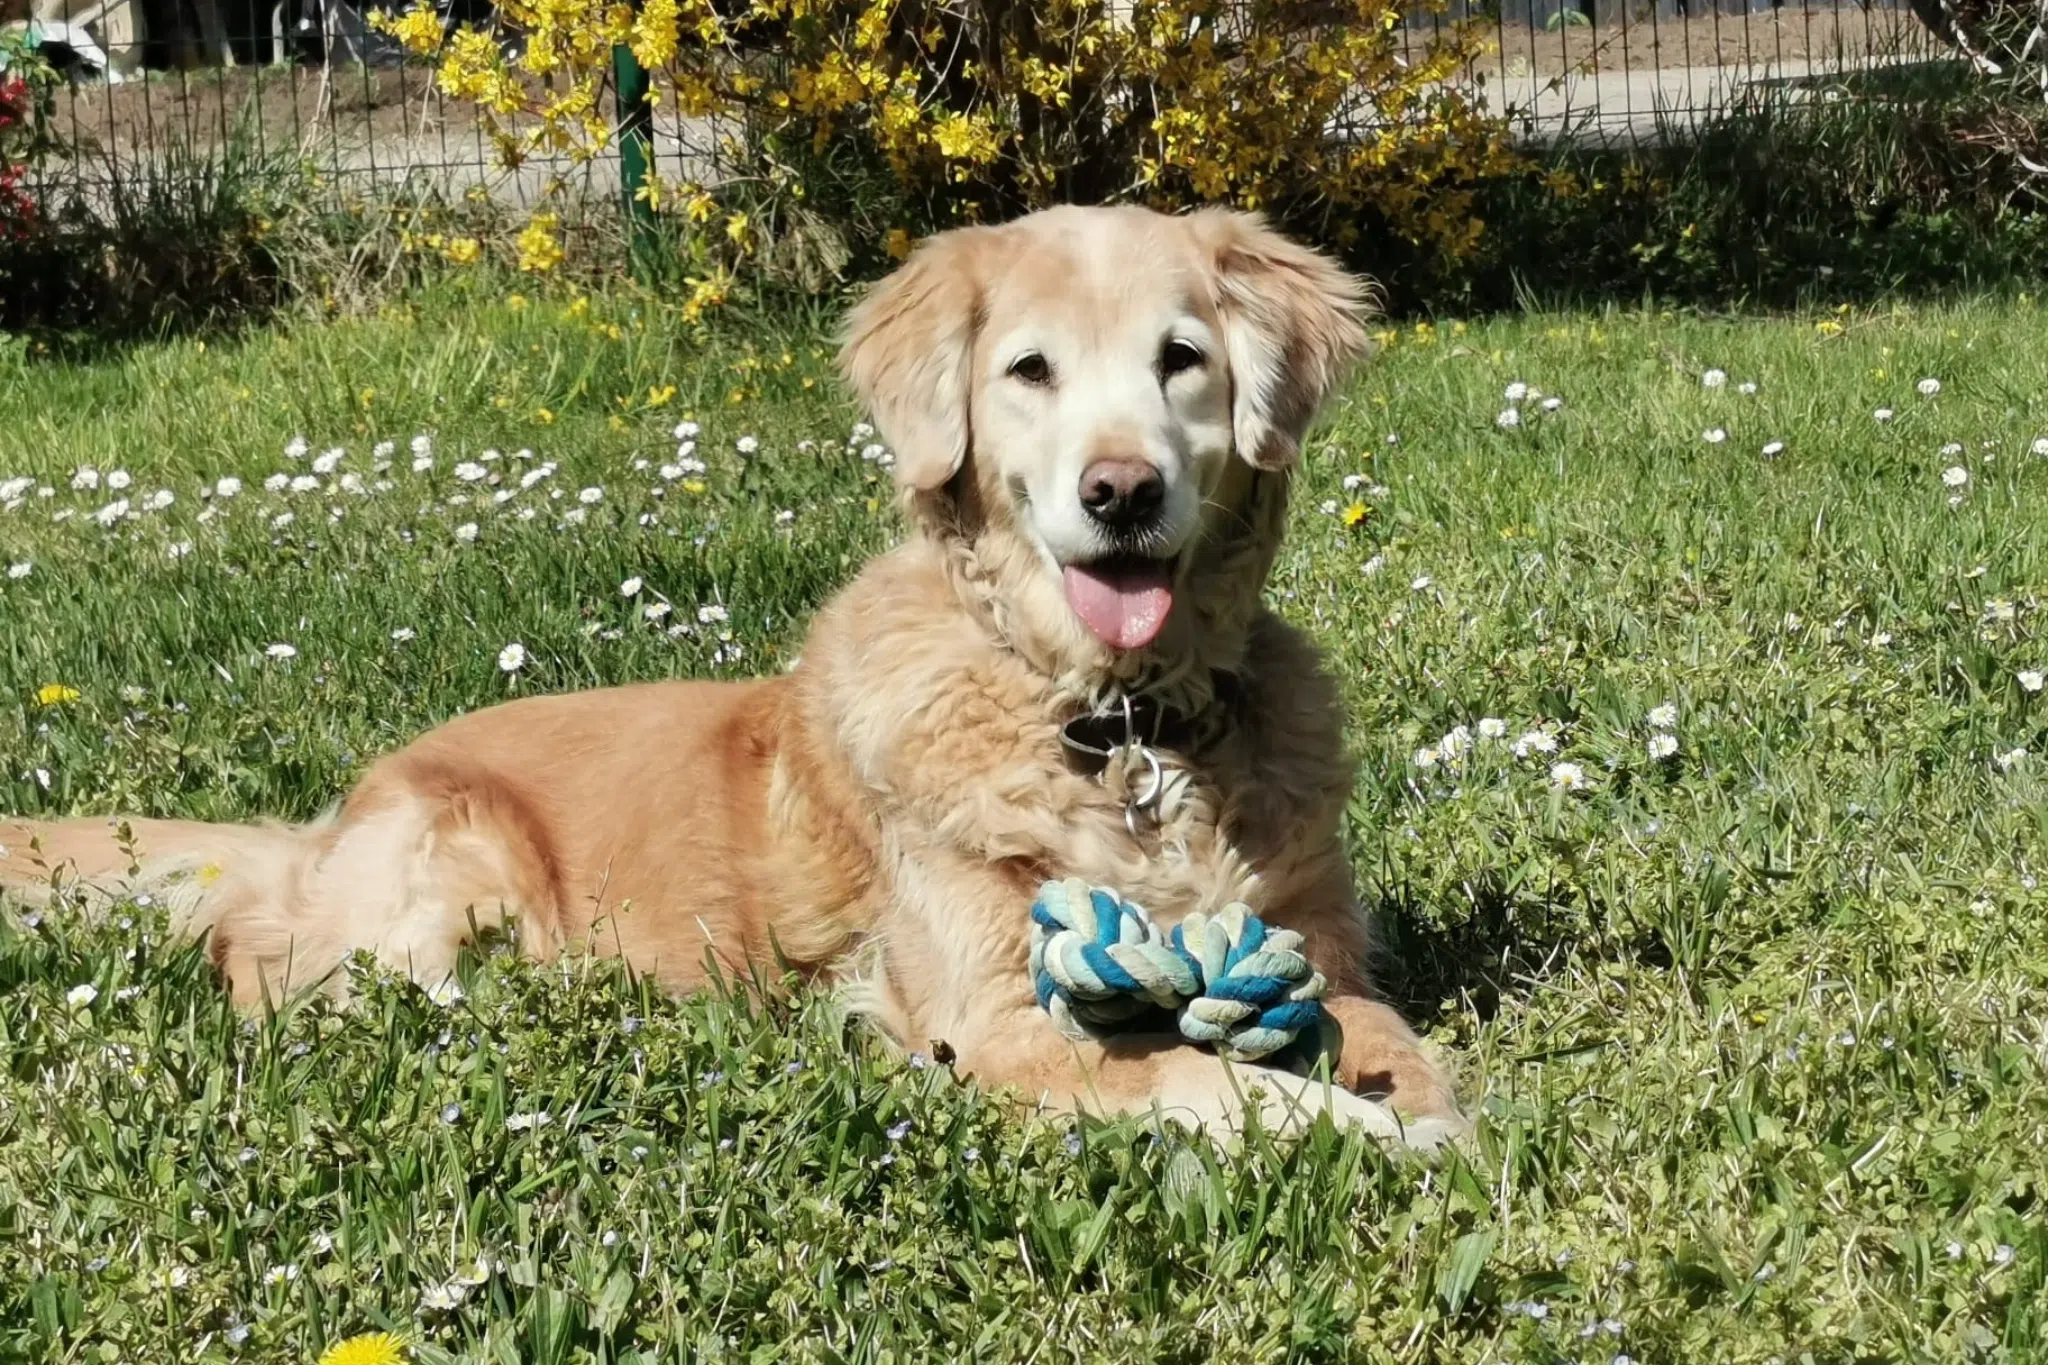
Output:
[{"xmin": 0, "ymin": 0, "xmax": 1974, "ymax": 210}]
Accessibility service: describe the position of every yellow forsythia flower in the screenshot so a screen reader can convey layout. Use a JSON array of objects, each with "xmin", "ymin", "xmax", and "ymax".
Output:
[
  {"xmin": 514, "ymin": 214, "xmax": 565, "ymax": 274},
  {"xmin": 35, "ymin": 684, "xmax": 81, "ymax": 706}
]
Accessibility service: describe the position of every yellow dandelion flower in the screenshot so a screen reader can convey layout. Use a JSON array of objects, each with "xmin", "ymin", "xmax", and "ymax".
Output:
[
  {"xmin": 647, "ymin": 385, "xmax": 676, "ymax": 408},
  {"xmin": 1814, "ymin": 320, "xmax": 1844, "ymax": 338},
  {"xmin": 318, "ymin": 1332, "xmax": 409, "ymax": 1365},
  {"xmin": 1341, "ymin": 501, "xmax": 1369, "ymax": 528},
  {"xmin": 36, "ymin": 684, "xmax": 81, "ymax": 707},
  {"xmin": 535, "ymin": 409, "xmax": 556, "ymax": 425},
  {"xmin": 885, "ymin": 228, "xmax": 914, "ymax": 261},
  {"xmin": 681, "ymin": 479, "xmax": 707, "ymax": 495}
]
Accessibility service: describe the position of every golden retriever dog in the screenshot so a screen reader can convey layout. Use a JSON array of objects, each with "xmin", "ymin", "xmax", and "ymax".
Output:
[{"xmin": 0, "ymin": 205, "xmax": 1461, "ymax": 1145}]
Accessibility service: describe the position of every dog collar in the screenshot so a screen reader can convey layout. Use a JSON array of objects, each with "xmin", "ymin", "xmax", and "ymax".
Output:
[{"xmin": 1058, "ymin": 670, "xmax": 1243, "ymax": 775}]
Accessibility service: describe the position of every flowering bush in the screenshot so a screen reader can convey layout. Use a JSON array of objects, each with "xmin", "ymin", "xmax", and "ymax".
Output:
[
  {"xmin": 0, "ymin": 64, "xmax": 46, "ymax": 243},
  {"xmin": 375, "ymin": 0, "xmax": 1519, "ymax": 292}
]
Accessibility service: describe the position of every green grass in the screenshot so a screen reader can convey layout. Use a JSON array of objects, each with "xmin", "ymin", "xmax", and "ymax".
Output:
[{"xmin": 4, "ymin": 284, "xmax": 2048, "ymax": 1362}]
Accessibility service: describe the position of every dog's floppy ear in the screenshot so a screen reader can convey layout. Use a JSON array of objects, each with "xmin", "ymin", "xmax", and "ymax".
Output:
[
  {"xmin": 1188, "ymin": 209, "xmax": 1373, "ymax": 471},
  {"xmin": 839, "ymin": 226, "xmax": 993, "ymax": 492}
]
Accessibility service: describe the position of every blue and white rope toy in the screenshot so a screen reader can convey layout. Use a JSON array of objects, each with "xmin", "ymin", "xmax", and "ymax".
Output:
[{"xmin": 1029, "ymin": 878, "xmax": 1329, "ymax": 1063}]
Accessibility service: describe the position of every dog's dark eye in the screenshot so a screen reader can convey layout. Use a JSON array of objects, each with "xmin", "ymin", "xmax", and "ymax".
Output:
[
  {"xmin": 1008, "ymin": 352, "xmax": 1053, "ymax": 386},
  {"xmin": 1160, "ymin": 338, "xmax": 1205, "ymax": 378}
]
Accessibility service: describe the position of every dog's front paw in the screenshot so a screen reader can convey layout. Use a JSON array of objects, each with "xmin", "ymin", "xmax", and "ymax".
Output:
[
  {"xmin": 1253, "ymin": 1072, "xmax": 1466, "ymax": 1150},
  {"xmin": 1145, "ymin": 1052, "xmax": 1462, "ymax": 1150}
]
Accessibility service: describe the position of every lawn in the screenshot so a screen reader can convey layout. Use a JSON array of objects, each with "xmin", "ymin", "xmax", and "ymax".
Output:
[{"xmin": 3, "ymin": 286, "xmax": 2047, "ymax": 1363}]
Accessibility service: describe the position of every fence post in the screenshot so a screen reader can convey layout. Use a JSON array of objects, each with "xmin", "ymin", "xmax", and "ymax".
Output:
[{"xmin": 613, "ymin": 41, "xmax": 657, "ymax": 269}]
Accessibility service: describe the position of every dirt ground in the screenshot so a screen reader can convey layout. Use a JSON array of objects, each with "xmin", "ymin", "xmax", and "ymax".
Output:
[
  {"xmin": 43, "ymin": 63, "xmax": 490, "ymax": 164},
  {"xmin": 1479, "ymin": 5, "xmax": 1943, "ymax": 76}
]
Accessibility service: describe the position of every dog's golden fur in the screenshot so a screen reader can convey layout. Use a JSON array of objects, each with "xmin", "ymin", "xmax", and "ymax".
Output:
[{"xmin": 1, "ymin": 205, "xmax": 1460, "ymax": 1143}]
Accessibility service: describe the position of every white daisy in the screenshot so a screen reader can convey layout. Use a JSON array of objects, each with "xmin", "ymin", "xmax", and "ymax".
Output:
[
  {"xmin": 1737, "ymin": 381, "xmax": 1758, "ymax": 395},
  {"xmin": 93, "ymin": 499, "xmax": 130, "ymax": 526},
  {"xmin": 1412, "ymin": 746, "xmax": 1439, "ymax": 770},
  {"xmin": 736, "ymin": 435, "xmax": 760, "ymax": 455},
  {"xmin": 2019, "ymin": 670, "xmax": 2044, "ymax": 693},
  {"xmin": 6, "ymin": 562, "xmax": 29, "ymax": 580},
  {"xmin": 1495, "ymin": 408, "xmax": 1521, "ymax": 429},
  {"xmin": 70, "ymin": 467, "xmax": 100, "ymax": 490},
  {"xmin": 454, "ymin": 523, "xmax": 479, "ymax": 543},
  {"xmin": 1438, "ymin": 725, "xmax": 1472, "ymax": 762},
  {"xmin": 266, "ymin": 643, "xmax": 297, "ymax": 660},
  {"xmin": 66, "ymin": 983, "xmax": 98, "ymax": 1008},
  {"xmin": 1995, "ymin": 747, "xmax": 2028, "ymax": 770},
  {"xmin": 1548, "ymin": 761, "xmax": 1588, "ymax": 791},
  {"xmin": 1504, "ymin": 381, "xmax": 1529, "ymax": 402},
  {"xmin": 1701, "ymin": 369, "xmax": 1727, "ymax": 388},
  {"xmin": 619, "ymin": 576, "xmax": 644, "ymax": 596},
  {"xmin": 578, "ymin": 487, "xmax": 604, "ymax": 505},
  {"xmin": 289, "ymin": 475, "xmax": 319, "ymax": 494},
  {"xmin": 1703, "ymin": 428, "xmax": 1726, "ymax": 444},
  {"xmin": 106, "ymin": 469, "xmax": 132, "ymax": 491},
  {"xmin": 143, "ymin": 489, "xmax": 174, "ymax": 511},
  {"xmin": 311, "ymin": 450, "xmax": 343, "ymax": 475},
  {"xmin": 284, "ymin": 436, "xmax": 309, "ymax": 459},
  {"xmin": 214, "ymin": 476, "xmax": 242, "ymax": 498},
  {"xmin": 1916, "ymin": 377, "xmax": 1941, "ymax": 396},
  {"xmin": 2032, "ymin": 437, "xmax": 2048, "ymax": 457},
  {"xmin": 1541, "ymin": 396, "xmax": 1564, "ymax": 411},
  {"xmin": 644, "ymin": 601, "xmax": 672, "ymax": 621},
  {"xmin": 1874, "ymin": 408, "xmax": 1894, "ymax": 423},
  {"xmin": 1513, "ymin": 729, "xmax": 1558, "ymax": 758},
  {"xmin": 411, "ymin": 434, "xmax": 433, "ymax": 457},
  {"xmin": 1648, "ymin": 734, "xmax": 1679, "ymax": 760},
  {"xmin": 264, "ymin": 473, "xmax": 289, "ymax": 492},
  {"xmin": 696, "ymin": 604, "xmax": 729, "ymax": 625},
  {"xmin": 1648, "ymin": 702, "xmax": 1678, "ymax": 728},
  {"xmin": 1942, "ymin": 466, "xmax": 1969, "ymax": 488},
  {"xmin": 1477, "ymin": 717, "xmax": 1507, "ymax": 739},
  {"xmin": 412, "ymin": 455, "xmax": 434, "ymax": 473},
  {"xmin": 498, "ymin": 643, "xmax": 528, "ymax": 673},
  {"xmin": 1761, "ymin": 440, "xmax": 1785, "ymax": 458},
  {"xmin": 454, "ymin": 462, "xmax": 487, "ymax": 483},
  {"xmin": 391, "ymin": 627, "xmax": 416, "ymax": 642},
  {"xmin": 263, "ymin": 1264, "xmax": 299, "ymax": 1285},
  {"xmin": 673, "ymin": 420, "xmax": 700, "ymax": 441}
]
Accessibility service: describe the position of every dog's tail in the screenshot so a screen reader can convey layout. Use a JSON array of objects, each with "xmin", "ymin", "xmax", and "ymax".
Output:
[{"xmin": 0, "ymin": 813, "xmax": 319, "ymax": 964}]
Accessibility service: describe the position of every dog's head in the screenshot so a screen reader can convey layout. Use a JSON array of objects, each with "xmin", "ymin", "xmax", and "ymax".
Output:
[{"xmin": 841, "ymin": 205, "xmax": 1370, "ymax": 687}]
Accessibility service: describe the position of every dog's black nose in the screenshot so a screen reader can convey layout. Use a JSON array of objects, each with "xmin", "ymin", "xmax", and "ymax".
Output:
[{"xmin": 1079, "ymin": 459, "xmax": 1165, "ymax": 529}]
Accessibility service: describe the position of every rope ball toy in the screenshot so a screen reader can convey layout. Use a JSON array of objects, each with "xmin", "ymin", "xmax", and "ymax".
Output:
[{"xmin": 1029, "ymin": 878, "xmax": 1331, "ymax": 1064}]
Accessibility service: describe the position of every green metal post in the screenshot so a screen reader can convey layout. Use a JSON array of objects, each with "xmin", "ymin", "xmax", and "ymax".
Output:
[{"xmin": 613, "ymin": 41, "xmax": 657, "ymax": 270}]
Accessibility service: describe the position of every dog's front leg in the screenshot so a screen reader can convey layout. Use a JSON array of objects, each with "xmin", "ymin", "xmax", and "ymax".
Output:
[
  {"xmin": 1245, "ymin": 855, "xmax": 1468, "ymax": 1139},
  {"xmin": 939, "ymin": 1002, "xmax": 1434, "ymax": 1142}
]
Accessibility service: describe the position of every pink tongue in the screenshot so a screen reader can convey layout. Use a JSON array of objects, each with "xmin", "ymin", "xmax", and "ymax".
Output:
[{"xmin": 1063, "ymin": 562, "xmax": 1174, "ymax": 650}]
